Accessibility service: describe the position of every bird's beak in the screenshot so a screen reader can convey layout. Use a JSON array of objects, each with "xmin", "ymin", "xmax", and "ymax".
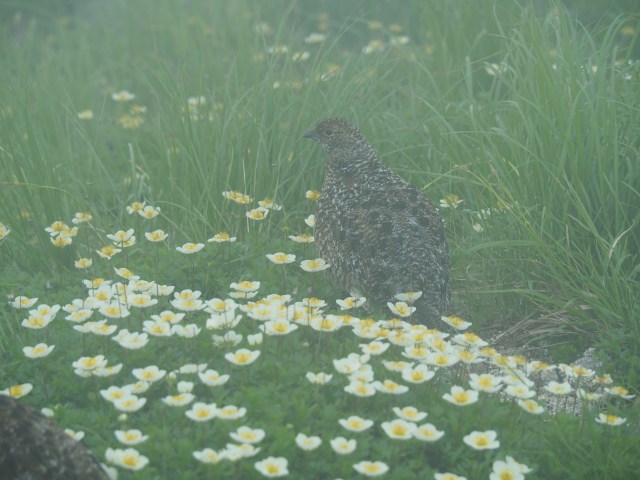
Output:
[{"xmin": 303, "ymin": 130, "xmax": 317, "ymax": 141}]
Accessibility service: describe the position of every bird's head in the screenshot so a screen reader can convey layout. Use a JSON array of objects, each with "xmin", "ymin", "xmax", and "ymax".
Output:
[{"xmin": 303, "ymin": 117, "xmax": 373, "ymax": 164}]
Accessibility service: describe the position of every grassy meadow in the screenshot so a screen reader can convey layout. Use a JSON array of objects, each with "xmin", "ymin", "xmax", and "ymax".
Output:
[{"xmin": 1, "ymin": 0, "xmax": 639, "ymax": 478}]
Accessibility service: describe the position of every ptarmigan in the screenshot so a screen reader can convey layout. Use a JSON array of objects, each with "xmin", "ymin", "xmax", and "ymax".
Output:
[
  {"xmin": 303, "ymin": 117, "xmax": 449, "ymax": 323},
  {"xmin": 0, "ymin": 395, "xmax": 110, "ymax": 480}
]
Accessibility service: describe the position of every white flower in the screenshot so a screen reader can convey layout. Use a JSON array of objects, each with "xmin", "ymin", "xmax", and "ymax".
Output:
[
  {"xmin": 468, "ymin": 373, "xmax": 503, "ymax": 393},
  {"xmin": 105, "ymin": 447, "xmax": 148, "ymax": 471},
  {"xmin": 111, "ymin": 90, "xmax": 136, "ymax": 102},
  {"xmin": 217, "ymin": 404, "xmax": 247, "ymax": 420},
  {"xmin": 372, "ymin": 379, "xmax": 409, "ymax": 395},
  {"xmin": 64, "ymin": 428, "xmax": 84, "ymax": 442},
  {"xmin": 226, "ymin": 442, "xmax": 261, "ymax": 459},
  {"xmin": 604, "ymin": 386, "xmax": 636, "ymax": 400},
  {"xmin": 22, "ymin": 343, "xmax": 55, "ymax": 359},
  {"xmin": 230, "ymin": 281, "xmax": 260, "ymax": 292},
  {"xmin": 225, "ymin": 349, "xmax": 261, "ymax": 366},
  {"xmin": 490, "ymin": 456, "xmax": 531, "ymax": 480},
  {"xmin": 161, "ymin": 393, "xmax": 195, "ymax": 407},
  {"xmin": 198, "ymin": 369, "xmax": 230, "ymax": 387},
  {"xmin": 353, "ymin": 461, "xmax": 389, "ymax": 477},
  {"xmin": 304, "ymin": 32, "xmax": 327, "ymax": 44},
  {"xmin": 359, "ymin": 341, "xmax": 390, "ymax": 356},
  {"xmin": 246, "ymin": 207, "xmax": 269, "ymax": 221},
  {"xmin": 138, "ymin": 205, "xmax": 161, "ymax": 219},
  {"xmin": 394, "ymin": 291, "xmax": 422, "ymax": 303},
  {"xmin": 338, "ymin": 416, "xmax": 374, "ymax": 433},
  {"xmin": 381, "ymin": 419, "xmax": 416, "ymax": 439},
  {"xmin": 72, "ymin": 355, "xmax": 108, "ymax": 372},
  {"xmin": 386, "ymin": 301, "xmax": 415, "ymax": 317},
  {"xmin": 113, "ymin": 395, "xmax": 146, "ymax": 413},
  {"xmin": 440, "ymin": 315, "xmax": 471, "ymax": 330},
  {"xmin": 413, "ymin": 423, "xmax": 445, "ymax": 442},
  {"xmin": 336, "ymin": 296, "xmax": 366, "ymax": 310},
  {"xmin": 176, "ymin": 242, "xmax": 204, "ymax": 254},
  {"xmin": 212, "ymin": 330, "xmax": 243, "ymax": 347},
  {"xmin": 254, "ymin": 456, "xmax": 289, "ymax": 477},
  {"xmin": 442, "ymin": 386, "xmax": 478, "ymax": 406},
  {"xmin": 518, "ymin": 399, "xmax": 545, "ymax": 414},
  {"xmin": 266, "ymin": 252, "xmax": 296, "ymax": 264},
  {"xmin": 505, "ymin": 384, "xmax": 536, "ymax": 399},
  {"xmin": 229, "ymin": 426, "xmax": 266, "ymax": 444},
  {"xmin": 401, "ymin": 364, "xmax": 435, "ymax": 384},
  {"xmin": 115, "ymin": 429, "xmax": 149, "ymax": 445},
  {"xmin": 544, "ymin": 381, "xmax": 573, "ymax": 395},
  {"xmin": 171, "ymin": 324, "xmax": 202, "ymax": 338},
  {"xmin": 0, "ymin": 383, "xmax": 33, "ymax": 398},
  {"xmin": 113, "ymin": 330, "xmax": 149, "ymax": 350},
  {"xmin": 145, "ymin": 229, "xmax": 168, "ymax": 242},
  {"xmin": 132, "ymin": 365, "xmax": 166, "ymax": 383},
  {"xmin": 392, "ymin": 406, "xmax": 427, "ymax": 423},
  {"xmin": 306, "ymin": 372, "xmax": 333, "ymax": 385},
  {"xmin": 330, "ymin": 436, "xmax": 357, "ymax": 454},
  {"xmin": 295, "ymin": 433, "xmax": 322, "ymax": 451},
  {"xmin": 185, "ymin": 402, "xmax": 217, "ymax": 422},
  {"xmin": 344, "ymin": 382, "xmax": 376, "ymax": 397},
  {"xmin": 300, "ymin": 258, "xmax": 330, "ymax": 272},
  {"xmin": 463, "ymin": 430, "xmax": 500, "ymax": 450},
  {"xmin": 10, "ymin": 296, "xmax": 38, "ymax": 309},
  {"xmin": 595, "ymin": 413, "xmax": 627, "ymax": 426},
  {"xmin": 193, "ymin": 448, "xmax": 226, "ymax": 464},
  {"xmin": 262, "ymin": 320, "xmax": 298, "ymax": 336}
]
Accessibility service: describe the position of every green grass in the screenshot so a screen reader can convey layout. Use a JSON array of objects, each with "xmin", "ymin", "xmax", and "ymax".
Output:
[{"xmin": 1, "ymin": 1, "xmax": 639, "ymax": 478}]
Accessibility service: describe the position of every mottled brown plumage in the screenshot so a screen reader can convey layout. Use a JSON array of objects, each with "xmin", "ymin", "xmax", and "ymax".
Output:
[
  {"xmin": 0, "ymin": 395, "xmax": 109, "ymax": 480},
  {"xmin": 304, "ymin": 117, "xmax": 449, "ymax": 323}
]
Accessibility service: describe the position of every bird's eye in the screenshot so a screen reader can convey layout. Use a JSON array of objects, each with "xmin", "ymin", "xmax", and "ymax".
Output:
[{"xmin": 324, "ymin": 128, "xmax": 334, "ymax": 136}]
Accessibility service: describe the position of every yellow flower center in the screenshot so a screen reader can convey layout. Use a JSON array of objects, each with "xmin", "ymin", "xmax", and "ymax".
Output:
[
  {"xmin": 273, "ymin": 322, "xmax": 289, "ymax": 333},
  {"xmin": 355, "ymin": 385, "xmax": 369, "ymax": 395},
  {"xmin": 479, "ymin": 377, "xmax": 494, "ymax": 388},
  {"xmin": 235, "ymin": 353, "xmax": 250, "ymax": 363},
  {"xmin": 459, "ymin": 351, "xmax": 475, "ymax": 361},
  {"xmin": 434, "ymin": 355, "xmax": 450, "ymax": 366},
  {"xmin": 476, "ymin": 436, "xmax": 489, "ymax": 447},
  {"xmin": 463, "ymin": 332, "xmax": 480, "ymax": 342},
  {"xmin": 453, "ymin": 391, "xmax": 469, "ymax": 403},
  {"xmin": 9, "ymin": 386, "xmax": 24, "ymax": 396},
  {"xmin": 122, "ymin": 454, "xmax": 138, "ymax": 467}
]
